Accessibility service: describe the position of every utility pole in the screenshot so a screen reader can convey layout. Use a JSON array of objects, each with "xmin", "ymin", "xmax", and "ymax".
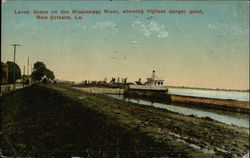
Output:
[
  {"xmin": 30, "ymin": 62, "xmax": 33, "ymax": 74},
  {"xmin": 30, "ymin": 62, "xmax": 33, "ymax": 84},
  {"xmin": 27, "ymin": 57, "xmax": 29, "ymax": 77},
  {"xmin": 23, "ymin": 65, "xmax": 25, "ymax": 87},
  {"xmin": 11, "ymin": 44, "xmax": 21, "ymax": 90},
  {"xmin": 27, "ymin": 57, "xmax": 30, "ymax": 85}
]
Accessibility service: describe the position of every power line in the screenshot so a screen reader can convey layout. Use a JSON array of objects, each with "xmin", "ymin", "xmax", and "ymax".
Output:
[{"xmin": 11, "ymin": 44, "xmax": 21, "ymax": 90}]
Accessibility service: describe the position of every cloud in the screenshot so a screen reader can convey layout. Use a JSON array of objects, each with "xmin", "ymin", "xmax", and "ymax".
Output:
[
  {"xmin": 90, "ymin": 21, "xmax": 119, "ymax": 35},
  {"xmin": 132, "ymin": 21, "xmax": 168, "ymax": 39}
]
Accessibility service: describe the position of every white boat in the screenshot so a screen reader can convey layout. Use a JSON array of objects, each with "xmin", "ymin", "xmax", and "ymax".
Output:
[
  {"xmin": 124, "ymin": 71, "xmax": 169, "ymax": 101},
  {"xmin": 128, "ymin": 70, "xmax": 168, "ymax": 92}
]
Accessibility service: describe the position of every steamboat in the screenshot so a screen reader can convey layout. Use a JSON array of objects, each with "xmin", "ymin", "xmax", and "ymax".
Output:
[{"xmin": 124, "ymin": 70, "xmax": 170, "ymax": 101}]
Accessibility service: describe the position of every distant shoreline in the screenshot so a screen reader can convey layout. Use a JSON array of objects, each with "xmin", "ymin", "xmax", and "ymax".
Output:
[{"xmin": 167, "ymin": 86, "xmax": 250, "ymax": 92}]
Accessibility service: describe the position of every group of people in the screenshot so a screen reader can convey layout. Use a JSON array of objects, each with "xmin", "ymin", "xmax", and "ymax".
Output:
[
  {"xmin": 109, "ymin": 77, "xmax": 127, "ymax": 84},
  {"xmin": 81, "ymin": 77, "xmax": 128, "ymax": 85}
]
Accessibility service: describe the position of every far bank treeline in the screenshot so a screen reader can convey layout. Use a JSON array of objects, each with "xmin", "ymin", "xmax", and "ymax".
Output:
[{"xmin": 1, "ymin": 61, "xmax": 55, "ymax": 84}]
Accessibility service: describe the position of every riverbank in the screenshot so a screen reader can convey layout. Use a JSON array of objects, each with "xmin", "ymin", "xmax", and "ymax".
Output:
[
  {"xmin": 1, "ymin": 84, "xmax": 249, "ymax": 157},
  {"xmin": 73, "ymin": 86, "xmax": 249, "ymax": 114}
]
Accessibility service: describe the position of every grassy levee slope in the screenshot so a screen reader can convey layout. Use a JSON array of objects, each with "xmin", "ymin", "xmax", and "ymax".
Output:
[
  {"xmin": 1, "ymin": 84, "xmax": 247, "ymax": 157},
  {"xmin": 1, "ymin": 84, "xmax": 202, "ymax": 157}
]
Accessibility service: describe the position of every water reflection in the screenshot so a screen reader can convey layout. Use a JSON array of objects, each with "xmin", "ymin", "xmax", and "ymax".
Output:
[{"xmin": 107, "ymin": 94, "xmax": 249, "ymax": 129}]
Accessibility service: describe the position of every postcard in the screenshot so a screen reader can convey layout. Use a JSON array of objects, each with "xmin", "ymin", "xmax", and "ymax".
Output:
[{"xmin": 1, "ymin": 0, "xmax": 249, "ymax": 157}]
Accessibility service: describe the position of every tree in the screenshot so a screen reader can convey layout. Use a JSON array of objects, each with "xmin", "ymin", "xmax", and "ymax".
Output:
[
  {"xmin": 6, "ymin": 61, "xmax": 21, "ymax": 84},
  {"xmin": 34, "ymin": 62, "xmax": 46, "ymax": 70},
  {"xmin": 31, "ymin": 62, "xmax": 55, "ymax": 81},
  {"xmin": 45, "ymin": 69, "xmax": 55, "ymax": 80}
]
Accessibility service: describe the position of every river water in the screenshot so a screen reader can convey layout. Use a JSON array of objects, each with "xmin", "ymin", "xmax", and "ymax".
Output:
[
  {"xmin": 74, "ymin": 87, "xmax": 249, "ymax": 102},
  {"xmin": 74, "ymin": 87, "xmax": 249, "ymax": 128},
  {"xmin": 169, "ymin": 88, "xmax": 249, "ymax": 102},
  {"xmin": 107, "ymin": 94, "xmax": 249, "ymax": 129}
]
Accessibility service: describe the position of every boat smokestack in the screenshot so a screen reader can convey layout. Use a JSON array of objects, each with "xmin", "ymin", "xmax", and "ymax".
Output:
[{"xmin": 152, "ymin": 70, "xmax": 156, "ymax": 81}]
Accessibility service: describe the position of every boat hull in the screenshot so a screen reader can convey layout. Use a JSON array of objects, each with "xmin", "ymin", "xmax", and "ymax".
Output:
[{"xmin": 124, "ymin": 85, "xmax": 171, "ymax": 102}]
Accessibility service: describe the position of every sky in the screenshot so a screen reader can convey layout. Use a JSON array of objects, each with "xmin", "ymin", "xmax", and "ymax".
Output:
[{"xmin": 1, "ymin": 1, "xmax": 249, "ymax": 89}]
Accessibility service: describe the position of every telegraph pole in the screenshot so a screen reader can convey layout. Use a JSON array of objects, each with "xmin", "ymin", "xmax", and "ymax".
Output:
[
  {"xmin": 30, "ymin": 62, "xmax": 33, "ymax": 84},
  {"xmin": 27, "ymin": 57, "xmax": 30, "ymax": 84},
  {"xmin": 11, "ymin": 44, "xmax": 21, "ymax": 90},
  {"xmin": 27, "ymin": 57, "xmax": 29, "ymax": 77},
  {"xmin": 23, "ymin": 65, "xmax": 25, "ymax": 87}
]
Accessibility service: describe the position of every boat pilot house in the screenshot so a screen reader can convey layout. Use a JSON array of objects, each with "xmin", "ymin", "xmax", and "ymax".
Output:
[{"xmin": 146, "ymin": 71, "xmax": 164, "ymax": 86}]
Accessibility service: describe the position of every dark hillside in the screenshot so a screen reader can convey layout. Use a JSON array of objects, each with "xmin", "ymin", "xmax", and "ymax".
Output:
[{"xmin": 1, "ymin": 85, "xmax": 199, "ymax": 157}]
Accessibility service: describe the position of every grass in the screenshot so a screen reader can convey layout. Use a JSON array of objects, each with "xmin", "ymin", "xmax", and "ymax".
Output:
[
  {"xmin": 1, "ymin": 84, "xmax": 248, "ymax": 157},
  {"xmin": 0, "ymin": 84, "xmax": 201, "ymax": 157}
]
